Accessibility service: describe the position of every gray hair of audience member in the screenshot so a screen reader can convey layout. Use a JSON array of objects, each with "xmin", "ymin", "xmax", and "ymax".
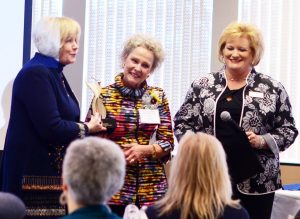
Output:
[
  {"xmin": 62, "ymin": 137, "xmax": 126, "ymax": 205},
  {"xmin": 0, "ymin": 192, "xmax": 26, "ymax": 219},
  {"xmin": 32, "ymin": 16, "xmax": 81, "ymax": 59},
  {"xmin": 121, "ymin": 34, "xmax": 165, "ymax": 72}
]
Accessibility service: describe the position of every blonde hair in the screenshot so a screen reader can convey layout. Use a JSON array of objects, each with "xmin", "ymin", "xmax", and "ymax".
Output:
[
  {"xmin": 121, "ymin": 34, "xmax": 165, "ymax": 72},
  {"xmin": 218, "ymin": 22, "xmax": 264, "ymax": 66},
  {"xmin": 32, "ymin": 16, "xmax": 81, "ymax": 59},
  {"xmin": 156, "ymin": 131, "xmax": 240, "ymax": 219}
]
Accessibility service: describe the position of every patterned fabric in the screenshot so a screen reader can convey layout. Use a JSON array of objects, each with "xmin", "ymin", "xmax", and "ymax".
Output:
[
  {"xmin": 174, "ymin": 67, "xmax": 298, "ymax": 194},
  {"xmin": 23, "ymin": 176, "xmax": 65, "ymax": 217},
  {"xmin": 86, "ymin": 73, "xmax": 174, "ymax": 206}
]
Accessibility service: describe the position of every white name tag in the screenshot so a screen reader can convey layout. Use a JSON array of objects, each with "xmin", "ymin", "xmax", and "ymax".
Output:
[
  {"xmin": 249, "ymin": 91, "xmax": 264, "ymax": 98},
  {"xmin": 138, "ymin": 109, "xmax": 161, "ymax": 124}
]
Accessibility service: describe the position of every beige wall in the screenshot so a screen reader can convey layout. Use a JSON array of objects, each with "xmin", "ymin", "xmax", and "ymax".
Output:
[{"xmin": 281, "ymin": 164, "xmax": 300, "ymax": 185}]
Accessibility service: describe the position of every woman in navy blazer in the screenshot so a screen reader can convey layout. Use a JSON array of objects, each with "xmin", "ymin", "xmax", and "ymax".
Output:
[{"xmin": 0, "ymin": 16, "xmax": 105, "ymax": 219}]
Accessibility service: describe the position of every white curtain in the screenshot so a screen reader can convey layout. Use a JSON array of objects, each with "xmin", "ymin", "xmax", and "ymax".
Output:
[
  {"xmin": 83, "ymin": 0, "xmax": 213, "ymax": 117},
  {"xmin": 238, "ymin": 0, "xmax": 300, "ymax": 163}
]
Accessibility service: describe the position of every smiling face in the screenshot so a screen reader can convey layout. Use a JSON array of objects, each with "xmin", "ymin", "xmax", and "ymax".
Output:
[
  {"xmin": 222, "ymin": 36, "xmax": 253, "ymax": 75},
  {"xmin": 59, "ymin": 35, "xmax": 79, "ymax": 65},
  {"xmin": 122, "ymin": 47, "xmax": 154, "ymax": 89}
]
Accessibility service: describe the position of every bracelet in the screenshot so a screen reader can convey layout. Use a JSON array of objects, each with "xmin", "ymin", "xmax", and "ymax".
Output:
[
  {"xmin": 83, "ymin": 123, "xmax": 89, "ymax": 135},
  {"xmin": 78, "ymin": 123, "xmax": 86, "ymax": 138},
  {"xmin": 258, "ymin": 136, "xmax": 265, "ymax": 149},
  {"xmin": 78, "ymin": 123, "xmax": 89, "ymax": 138},
  {"xmin": 151, "ymin": 144, "xmax": 157, "ymax": 159}
]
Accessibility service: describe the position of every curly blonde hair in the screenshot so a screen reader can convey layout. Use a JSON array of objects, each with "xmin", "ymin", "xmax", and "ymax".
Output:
[
  {"xmin": 121, "ymin": 34, "xmax": 165, "ymax": 72},
  {"xmin": 218, "ymin": 22, "xmax": 264, "ymax": 66}
]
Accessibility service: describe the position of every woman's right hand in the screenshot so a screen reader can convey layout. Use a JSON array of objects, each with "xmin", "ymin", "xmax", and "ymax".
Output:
[{"xmin": 86, "ymin": 112, "xmax": 107, "ymax": 133}]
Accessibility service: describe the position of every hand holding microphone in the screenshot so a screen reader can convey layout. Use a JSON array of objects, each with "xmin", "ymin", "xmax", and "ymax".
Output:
[
  {"xmin": 246, "ymin": 131, "xmax": 266, "ymax": 149},
  {"xmin": 220, "ymin": 111, "xmax": 266, "ymax": 149}
]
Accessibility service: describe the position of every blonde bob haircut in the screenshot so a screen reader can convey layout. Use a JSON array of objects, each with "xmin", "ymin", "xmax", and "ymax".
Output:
[
  {"xmin": 218, "ymin": 22, "xmax": 264, "ymax": 66},
  {"xmin": 32, "ymin": 16, "xmax": 81, "ymax": 59},
  {"xmin": 155, "ymin": 131, "xmax": 240, "ymax": 219},
  {"xmin": 121, "ymin": 34, "xmax": 165, "ymax": 72}
]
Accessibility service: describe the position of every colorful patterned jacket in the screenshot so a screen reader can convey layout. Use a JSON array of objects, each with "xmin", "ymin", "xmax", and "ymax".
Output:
[
  {"xmin": 174, "ymin": 67, "xmax": 298, "ymax": 194},
  {"xmin": 87, "ymin": 73, "xmax": 174, "ymax": 206}
]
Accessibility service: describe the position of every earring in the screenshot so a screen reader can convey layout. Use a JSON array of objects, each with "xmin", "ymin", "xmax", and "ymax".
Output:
[{"xmin": 59, "ymin": 192, "xmax": 67, "ymax": 205}]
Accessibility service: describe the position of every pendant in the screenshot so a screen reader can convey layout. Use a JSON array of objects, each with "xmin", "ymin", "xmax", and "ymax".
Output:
[{"xmin": 226, "ymin": 96, "xmax": 233, "ymax": 102}]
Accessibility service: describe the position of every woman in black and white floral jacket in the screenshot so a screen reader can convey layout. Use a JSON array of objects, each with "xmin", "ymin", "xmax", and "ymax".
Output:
[{"xmin": 174, "ymin": 22, "xmax": 298, "ymax": 219}]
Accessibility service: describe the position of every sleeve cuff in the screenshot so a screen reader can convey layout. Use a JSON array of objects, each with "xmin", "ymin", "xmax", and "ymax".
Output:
[
  {"xmin": 78, "ymin": 123, "xmax": 89, "ymax": 138},
  {"xmin": 263, "ymin": 134, "xmax": 279, "ymax": 155}
]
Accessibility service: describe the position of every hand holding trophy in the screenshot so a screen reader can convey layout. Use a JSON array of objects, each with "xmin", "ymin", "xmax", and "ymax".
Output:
[{"xmin": 86, "ymin": 81, "xmax": 117, "ymax": 133}]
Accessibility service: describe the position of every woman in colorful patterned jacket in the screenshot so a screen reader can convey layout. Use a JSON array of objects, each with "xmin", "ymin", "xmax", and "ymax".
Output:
[
  {"xmin": 174, "ymin": 22, "xmax": 298, "ymax": 219},
  {"xmin": 86, "ymin": 34, "xmax": 174, "ymax": 217}
]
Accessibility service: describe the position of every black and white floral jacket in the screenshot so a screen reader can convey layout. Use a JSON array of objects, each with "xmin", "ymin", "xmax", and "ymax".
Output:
[{"xmin": 174, "ymin": 67, "xmax": 298, "ymax": 194}]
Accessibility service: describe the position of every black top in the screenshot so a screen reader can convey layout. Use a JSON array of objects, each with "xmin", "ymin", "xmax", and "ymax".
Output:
[
  {"xmin": 216, "ymin": 86, "xmax": 244, "ymax": 138},
  {"xmin": 215, "ymin": 85, "xmax": 263, "ymax": 183}
]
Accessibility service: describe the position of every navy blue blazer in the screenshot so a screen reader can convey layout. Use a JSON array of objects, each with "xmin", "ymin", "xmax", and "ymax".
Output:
[{"xmin": 0, "ymin": 53, "xmax": 81, "ymax": 197}]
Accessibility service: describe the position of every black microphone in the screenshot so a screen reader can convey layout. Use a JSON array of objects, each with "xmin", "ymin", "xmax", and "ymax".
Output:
[{"xmin": 220, "ymin": 111, "xmax": 243, "ymax": 132}]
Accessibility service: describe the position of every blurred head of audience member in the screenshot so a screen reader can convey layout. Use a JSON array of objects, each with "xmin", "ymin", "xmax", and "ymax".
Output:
[
  {"xmin": 0, "ymin": 192, "xmax": 26, "ymax": 219},
  {"xmin": 60, "ymin": 137, "xmax": 126, "ymax": 218},
  {"xmin": 150, "ymin": 131, "xmax": 243, "ymax": 219}
]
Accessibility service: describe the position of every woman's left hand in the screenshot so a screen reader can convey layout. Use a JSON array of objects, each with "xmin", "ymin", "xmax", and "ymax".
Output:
[{"xmin": 122, "ymin": 143, "xmax": 150, "ymax": 164}]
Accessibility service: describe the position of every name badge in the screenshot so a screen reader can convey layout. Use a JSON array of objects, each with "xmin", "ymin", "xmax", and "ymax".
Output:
[
  {"xmin": 138, "ymin": 109, "xmax": 161, "ymax": 124},
  {"xmin": 249, "ymin": 91, "xmax": 264, "ymax": 98}
]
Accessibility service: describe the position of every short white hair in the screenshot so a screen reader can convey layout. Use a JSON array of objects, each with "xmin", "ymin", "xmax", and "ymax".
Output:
[
  {"xmin": 63, "ymin": 137, "xmax": 126, "ymax": 205},
  {"xmin": 32, "ymin": 16, "xmax": 80, "ymax": 59}
]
